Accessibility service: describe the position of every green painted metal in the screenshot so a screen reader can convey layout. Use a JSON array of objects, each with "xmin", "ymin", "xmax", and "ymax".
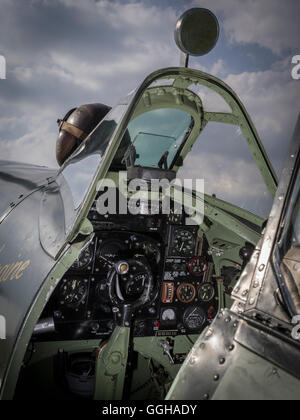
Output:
[
  {"xmin": 168, "ymin": 188, "xmax": 261, "ymax": 246},
  {"xmin": 26, "ymin": 340, "xmax": 102, "ymax": 366},
  {"xmin": 133, "ymin": 335, "xmax": 198, "ymax": 380},
  {"xmin": 211, "ymin": 347, "xmax": 300, "ymax": 401},
  {"xmin": 167, "ymin": 335, "xmax": 300, "ymax": 401},
  {"xmin": 94, "ymin": 326, "xmax": 130, "ymax": 400}
]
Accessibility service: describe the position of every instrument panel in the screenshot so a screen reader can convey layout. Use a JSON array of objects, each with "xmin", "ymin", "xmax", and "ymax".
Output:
[
  {"xmin": 38, "ymin": 212, "xmax": 218, "ymax": 341},
  {"xmin": 158, "ymin": 225, "xmax": 217, "ymax": 335}
]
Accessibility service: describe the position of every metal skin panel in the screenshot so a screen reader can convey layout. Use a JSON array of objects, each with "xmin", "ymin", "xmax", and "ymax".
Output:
[
  {"xmin": 167, "ymin": 309, "xmax": 300, "ymax": 400},
  {"xmin": 232, "ymin": 116, "xmax": 300, "ymax": 326},
  {"xmin": 0, "ymin": 190, "xmax": 56, "ymax": 394},
  {"xmin": 39, "ymin": 183, "xmax": 67, "ymax": 258},
  {"xmin": 0, "ymin": 161, "xmax": 56, "ymax": 218}
]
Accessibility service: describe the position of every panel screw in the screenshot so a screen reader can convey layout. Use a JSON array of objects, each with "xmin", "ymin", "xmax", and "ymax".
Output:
[{"xmin": 205, "ymin": 329, "xmax": 213, "ymax": 338}]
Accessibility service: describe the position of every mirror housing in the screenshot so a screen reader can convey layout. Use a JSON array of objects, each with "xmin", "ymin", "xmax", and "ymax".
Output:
[{"xmin": 174, "ymin": 8, "xmax": 219, "ymax": 57}]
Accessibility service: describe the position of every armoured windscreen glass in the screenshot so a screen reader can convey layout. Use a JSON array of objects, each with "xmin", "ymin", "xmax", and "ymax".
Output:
[{"xmin": 124, "ymin": 108, "xmax": 193, "ymax": 169}]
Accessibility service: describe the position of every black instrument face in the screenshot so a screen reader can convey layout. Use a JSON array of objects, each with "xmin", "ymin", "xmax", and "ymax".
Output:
[
  {"xmin": 125, "ymin": 272, "xmax": 148, "ymax": 298},
  {"xmin": 188, "ymin": 256, "xmax": 208, "ymax": 277},
  {"xmin": 170, "ymin": 228, "xmax": 195, "ymax": 257},
  {"xmin": 71, "ymin": 245, "xmax": 94, "ymax": 271},
  {"xmin": 60, "ymin": 279, "xmax": 88, "ymax": 308},
  {"xmin": 97, "ymin": 240, "xmax": 126, "ymax": 267},
  {"xmin": 183, "ymin": 306, "xmax": 206, "ymax": 330},
  {"xmin": 177, "ymin": 283, "xmax": 196, "ymax": 303},
  {"xmin": 199, "ymin": 283, "xmax": 215, "ymax": 302}
]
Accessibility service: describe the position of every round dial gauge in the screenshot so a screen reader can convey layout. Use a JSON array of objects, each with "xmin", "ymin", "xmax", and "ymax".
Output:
[
  {"xmin": 98, "ymin": 241, "xmax": 124, "ymax": 260},
  {"xmin": 161, "ymin": 308, "xmax": 177, "ymax": 323},
  {"xmin": 97, "ymin": 240, "xmax": 126, "ymax": 269},
  {"xmin": 173, "ymin": 230, "xmax": 195, "ymax": 256},
  {"xmin": 188, "ymin": 256, "xmax": 208, "ymax": 277},
  {"xmin": 60, "ymin": 279, "xmax": 88, "ymax": 307},
  {"xmin": 71, "ymin": 245, "xmax": 93, "ymax": 270},
  {"xmin": 199, "ymin": 283, "xmax": 215, "ymax": 302},
  {"xmin": 183, "ymin": 306, "xmax": 206, "ymax": 330},
  {"xmin": 126, "ymin": 272, "xmax": 148, "ymax": 297},
  {"xmin": 177, "ymin": 283, "xmax": 196, "ymax": 303}
]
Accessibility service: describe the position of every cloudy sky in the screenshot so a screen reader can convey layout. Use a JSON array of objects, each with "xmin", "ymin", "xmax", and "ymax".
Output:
[{"xmin": 0, "ymin": 0, "xmax": 299, "ymax": 216}]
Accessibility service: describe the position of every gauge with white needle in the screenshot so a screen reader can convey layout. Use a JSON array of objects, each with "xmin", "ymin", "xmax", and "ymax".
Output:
[{"xmin": 161, "ymin": 308, "xmax": 177, "ymax": 322}]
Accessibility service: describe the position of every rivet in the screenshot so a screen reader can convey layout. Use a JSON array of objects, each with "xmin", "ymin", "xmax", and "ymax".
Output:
[
  {"xmin": 253, "ymin": 281, "xmax": 259, "ymax": 288},
  {"xmin": 190, "ymin": 357, "xmax": 196, "ymax": 365},
  {"xmin": 225, "ymin": 317, "xmax": 231, "ymax": 323},
  {"xmin": 249, "ymin": 298, "xmax": 255, "ymax": 305},
  {"xmin": 242, "ymin": 290, "xmax": 248, "ymax": 297},
  {"xmin": 203, "ymin": 394, "xmax": 209, "ymax": 400},
  {"xmin": 206, "ymin": 329, "xmax": 213, "ymax": 338},
  {"xmin": 219, "ymin": 358, "xmax": 226, "ymax": 365},
  {"xmin": 233, "ymin": 322, "xmax": 238, "ymax": 328},
  {"xmin": 199, "ymin": 343, "xmax": 206, "ymax": 350},
  {"xmin": 259, "ymin": 264, "xmax": 265, "ymax": 272},
  {"xmin": 213, "ymin": 374, "xmax": 220, "ymax": 381},
  {"xmin": 229, "ymin": 345, "xmax": 235, "ymax": 352}
]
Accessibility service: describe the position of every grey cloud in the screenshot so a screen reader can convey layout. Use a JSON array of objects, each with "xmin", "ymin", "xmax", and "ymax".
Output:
[
  {"xmin": 192, "ymin": 0, "xmax": 300, "ymax": 55},
  {"xmin": 0, "ymin": 0, "xmax": 181, "ymax": 167}
]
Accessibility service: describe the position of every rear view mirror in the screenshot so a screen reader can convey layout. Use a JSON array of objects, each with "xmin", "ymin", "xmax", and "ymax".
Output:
[{"xmin": 174, "ymin": 8, "xmax": 219, "ymax": 57}]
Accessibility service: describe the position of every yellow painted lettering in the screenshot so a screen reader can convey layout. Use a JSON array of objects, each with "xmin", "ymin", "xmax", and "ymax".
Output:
[
  {"xmin": 15, "ymin": 260, "xmax": 31, "ymax": 280},
  {"xmin": 8, "ymin": 262, "xmax": 24, "ymax": 281},
  {"xmin": 0, "ymin": 265, "xmax": 10, "ymax": 283}
]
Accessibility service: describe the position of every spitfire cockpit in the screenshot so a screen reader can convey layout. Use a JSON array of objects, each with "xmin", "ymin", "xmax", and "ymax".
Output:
[{"xmin": 1, "ymin": 7, "xmax": 299, "ymax": 402}]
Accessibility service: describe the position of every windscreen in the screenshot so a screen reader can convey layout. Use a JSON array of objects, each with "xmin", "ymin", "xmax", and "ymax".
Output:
[{"xmin": 119, "ymin": 108, "xmax": 193, "ymax": 169}]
